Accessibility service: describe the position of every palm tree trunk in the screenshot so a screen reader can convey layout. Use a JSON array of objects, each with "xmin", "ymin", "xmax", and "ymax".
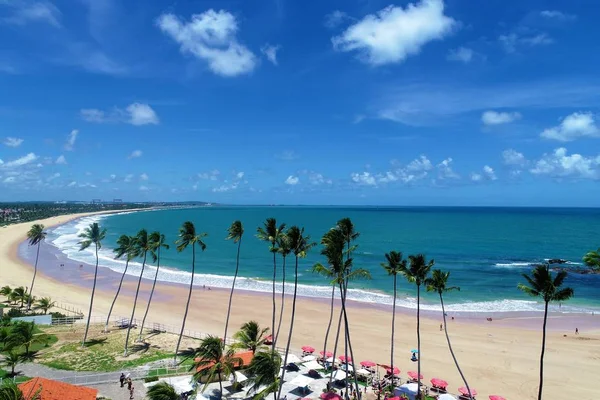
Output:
[
  {"xmin": 391, "ymin": 274, "xmax": 397, "ymax": 386},
  {"xmin": 538, "ymin": 301, "xmax": 548, "ymax": 400},
  {"xmin": 82, "ymin": 244, "xmax": 100, "ymax": 346},
  {"xmin": 139, "ymin": 247, "xmax": 161, "ymax": 342},
  {"xmin": 329, "ymin": 306, "xmax": 344, "ymax": 387},
  {"xmin": 175, "ymin": 245, "xmax": 196, "ymax": 363},
  {"xmin": 322, "ymin": 285, "xmax": 335, "ymax": 367},
  {"xmin": 219, "ymin": 376, "xmax": 223, "ymax": 398},
  {"xmin": 440, "ymin": 294, "xmax": 471, "ymax": 398},
  {"xmin": 416, "ymin": 284, "xmax": 422, "ymax": 399},
  {"xmin": 105, "ymin": 259, "xmax": 129, "ymax": 333},
  {"xmin": 124, "ymin": 252, "xmax": 147, "ymax": 356},
  {"xmin": 271, "ymin": 250, "xmax": 277, "ymax": 353},
  {"xmin": 277, "ymin": 255, "xmax": 300, "ymax": 400},
  {"xmin": 27, "ymin": 241, "xmax": 41, "ymax": 311},
  {"xmin": 224, "ymin": 238, "xmax": 242, "ymax": 345},
  {"xmin": 340, "ymin": 281, "xmax": 361, "ymax": 400},
  {"xmin": 276, "ymin": 255, "xmax": 286, "ymax": 344}
]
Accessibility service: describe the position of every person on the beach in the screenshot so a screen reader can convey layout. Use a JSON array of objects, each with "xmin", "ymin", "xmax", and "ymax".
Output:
[
  {"xmin": 129, "ymin": 385, "xmax": 134, "ymax": 399},
  {"xmin": 440, "ymin": 323, "xmax": 443, "ymax": 331},
  {"xmin": 127, "ymin": 377, "xmax": 132, "ymax": 390},
  {"xmin": 119, "ymin": 372, "xmax": 125, "ymax": 387},
  {"xmin": 575, "ymin": 327, "xmax": 579, "ymax": 335}
]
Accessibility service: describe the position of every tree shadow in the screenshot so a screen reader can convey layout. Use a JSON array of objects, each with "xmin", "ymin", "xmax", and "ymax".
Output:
[
  {"xmin": 83, "ymin": 338, "xmax": 108, "ymax": 348},
  {"xmin": 130, "ymin": 342, "xmax": 150, "ymax": 354}
]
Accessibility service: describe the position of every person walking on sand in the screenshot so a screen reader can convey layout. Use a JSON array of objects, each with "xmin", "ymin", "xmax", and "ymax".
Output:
[
  {"xmin": 439, "ymin": 323, "xmax": 443, "ymax": 331},
  {"xmin": 127, "ymin": 377, "xmax": 132, "ymax": 390},
  {"xmin": 129, "ymin": 385, "xmax": 134, "ymax": 399},
  {"xmin": 119, "ymin": 373, "xmax": 125, "ymax": 387},
  {"xmin": 576, "ymin": 327, "xmax": 579, "ymax": 335}
]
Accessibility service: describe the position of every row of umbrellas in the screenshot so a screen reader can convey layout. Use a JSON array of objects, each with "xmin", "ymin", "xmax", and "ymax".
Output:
[{"xmin": 301, "ymin": 345, "xmax": 506, "ymax": 400}]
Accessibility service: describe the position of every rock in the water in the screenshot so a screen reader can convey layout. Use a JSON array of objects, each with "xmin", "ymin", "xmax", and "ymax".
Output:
[{"xmin": 548, "ymin": 258, "xmax": 567, "ymax": 264}]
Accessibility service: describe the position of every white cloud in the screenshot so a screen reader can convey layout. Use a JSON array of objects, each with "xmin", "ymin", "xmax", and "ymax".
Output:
[
  {"xmin": 140, "ymin": 173, "xmax": 149, "ymax": 181},
  {"xmin": 67, "ymin": 181, "xmax": 77, "ymax": 187},
  {"xmin": 198, "ymin": 170, "xmax": 220, "ymax": 180},
  {"xmin": 236, "ymin": 171, "xmax": 244, "ymax": 179},
  {"xmin": 499, "ymin": 32, "xmax": 552, "ymax": 53},
  {"xmin": 157, "ymin": 10, "xmax": 257, "ymax": 77},
  {"xmin": 350, "ymin": 172, "xmax": 377, "ymax": 186},
  {"xmin": 530, "ymin": 148, "xmax": 600, "ymax": 179},
  {"xmin": 124, "ymin": 174, "xmax": 134, "ymax": 183},
  {"xmin": 483, "ymin": 165, "xmax": 497, "ymax": 180},
  {"xmin": 55, "ymin": 155, "xmax": 67, "ymax": 165},
  {"xmin": 2, "ymin": 153, "xmax": 38, "ymax": 168},
  {"xmin": 437, "ymin": 158, "xmax": 459, "ymax": 180},
  {"xmin": 447, "ymin": 47, "xmax": 473, "ymax": 63},
  {"xmin": 482, "ymin": 110, "xmax": 522, "ymax": 125},
  {"xmin": 139, "ymin": 185, "xmax": 149, "ymax": 191},
  {"xmin": 331, "ymin": 0, "xmax": 455, "ymax": 66},
  {"xmin": 212, "ymin": 183, "xmax": 238, "ymax": 192},
  {"xmin": 307, "ymin": 172, "xmax": 332, "ymax": 185},
  {"xmin": 128, "ymin": 150, "xmax": 143, "ymax": 159},
  {"xmin": 261, "ymin": 44, "xmax": 280, "ymax": 65},
  {"xmin": 285, "ymin": 175, "xmax": 299, "ymax": 185},
  {"xmin": 46, "ymin": 172, "xmax": 60, "ymax": 182},
  {"xmin": 540, "ymin": 112, "xmax": 599, "ymax": 142},
  {"xmin": 3, "ymin": 137, "xmax": 24, "ymax": 147},
  {"xmin": 470, "ymin": 173, "xmax": 482, "ymax": 182},
  {"xmin": 502, "ymin": 149, "xmax": 527, "ymax": 166},
  {"xmin": 64, "ymin": 129, "xmax": 78, "ymax": 151},
  {"xmin": 406, "ymin": 155, "xmax": 433, "ymax": 172},
  {"xmin": 540, "ymin": 10, "xmax": 576, "ymax": 20},
  {"xmin": 2, "ymin": 177, "xmax": 15, "ymax": 183},
  {"xmin": 324, "ymin": 10, "xmax": 350, "ymax": 29},
  {"xmin": 1, "ymin": 1, "xmax": 61, "ymax": 27},
  {"xmin": 81, "ymin": 103, "xmax": 159, "ymax": 126}
]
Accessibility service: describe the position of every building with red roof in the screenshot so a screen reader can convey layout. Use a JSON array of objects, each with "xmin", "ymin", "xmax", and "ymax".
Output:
[{"xmin": 18, "ymin": 377, "xmax": 98, "ymax": 400}]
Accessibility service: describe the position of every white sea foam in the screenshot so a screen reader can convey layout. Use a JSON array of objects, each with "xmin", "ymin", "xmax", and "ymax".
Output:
[{"xmin": 494, "ymin": 262, "xmax": 532, "ymax": 268}]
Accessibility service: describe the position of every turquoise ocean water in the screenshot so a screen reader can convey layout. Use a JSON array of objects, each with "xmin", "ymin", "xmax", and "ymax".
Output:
[{"xmin": 47, "ymin": 206, "xmax": 600, "ymax": 314}]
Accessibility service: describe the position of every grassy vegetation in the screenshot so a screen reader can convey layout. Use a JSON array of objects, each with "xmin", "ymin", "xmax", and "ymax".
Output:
[{"xmin": 0, "ymin": 369, "xmax": 30, "ymax": 383}]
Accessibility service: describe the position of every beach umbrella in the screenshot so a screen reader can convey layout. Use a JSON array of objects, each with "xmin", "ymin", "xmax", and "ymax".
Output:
[
  {"xmin": 438, "ymin": 395, "xmax": 457, "ymax": 400},
  {"xmin": 360, "ymin": 360, "xmax": 376, "ymax": 367},
  {"xmin": 430, "ymin": 378, "xmax": 448, "ymax": 389},
  {"xmin": 489, "ymin": 396, "xmax": 506, "ymax": 400},
  {"xmin": 407, "ymin": 371, "xmax": 423, "ymax": 380},
  {"xmin": 338, "ymin": 355, "xmax": 352, "ymax": 363},
  {"xmin": 302, "ymin": 355, "xmax": 316, "ymax": 362},
  {"xmin": 320, "ymin": 351, "xmax": 333, "ymax": 357},
  {"xmin": 385, "ymin": 366, "xmax": 400, "ymax": 375},
  {"xmin": 265, "ymin": 335, "xmax": 273, "ymax": 344},
  {"xmin": 458, "ymin": 387, "xmax": 477, "ymax": 396},
  {"xmin": 302, "ymin": 345, "xmax": 315, "ymax": 353},
  {"xmin": 410, "ymin": 349, "xmax": 419, "ymax": 353},
  {"xmin": 325, "ymin": 357, "xmax": 335, "ymax": 363},
  {"xmin": 320, "ymin": 393, "xmax": 342, "ymax": 400}
]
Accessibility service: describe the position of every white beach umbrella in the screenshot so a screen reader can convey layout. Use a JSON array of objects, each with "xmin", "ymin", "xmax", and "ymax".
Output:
[
  {"xmin": 304, "ymin": 361, "xmax": 323, "ymax": 370},
  {"xmin": 285, "ymin": 354, "xmax": 302, "ymax": 364},
  {"xmin": 289, "ymin": 375, "xmax": 314, "ymax": 387},
  {"xmin": 303, "ymin": 355, "xmax": 316, "ymax": 362},
  {"xmin": 438, "ymin": 394, "xmax": 457, "ymax": 400},
  {"xmin": 331, "ymin": 370, "xmax": 347, "ymax": 381}
]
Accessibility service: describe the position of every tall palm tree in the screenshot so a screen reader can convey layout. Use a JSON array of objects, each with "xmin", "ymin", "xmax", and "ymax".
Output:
[
  {"xmin": 246, "ymin": 350, "xmax": 282, "ymax": 400},
  {"xmin": 25, "ymin": 224, "xmax": 46, "ymax": 311},
  {"xmin": 381, "ymin": 251, "xmax": 406, "ymax": 386},
  {"xmin": 105, "ymin": 235, "xmax": 138, "ymax": 333},
  {"xmin": 124, "ymin": 229, "xmax": 155, "ymax": 356},
  {"xmin": 174, "ymin": 221, "xmax": 207, "ymax": 363},
  {"xmin": 9, "ymin": 322, "xmax": 46, "ymax": 355},
  {"xmin": 34, "ymin": 297, "xmax": 55, "ymax": 315},
  {"xmin": 275, "ymin": 232, "xmax": 291, "ymax": 343},
  {"xmin": 583, "ymin": 248, "xmax": 600, "ymax": 271},
  {"xmin": 78, "ymin": 222, "xmax": 106, "ymax": 346},
  {"xmin": 146, "ymin": 381, "xmax": 179, "ymax": 400},
  {"xmin": 256, "ymin": 218, "xmax": 285, "ymax": 351},
  {"xmin": 399, "ymin": 254, "xmax": 434, "ymax": 399},
  {"xmin": 189, "ymin": 335, "xmax": 242, "ymax": 397},
  {"xmin": 518, "ymin": 264, "xmax": 574, "ymax": 400},
  {"xmin": 224, "ymin": 221, "xmax": 244, "ymax": 344},
  {"xmin": 139, "ymin": 231, "xmax": 169, "ymax": 341},
  {"xmin": 425, "ymin": 270, "xmax": 471, "ymax": 398},
  {"xmin": 277, "ymin": 227, "xmax": 315, "ymax": 400},
  {"xmin": 233, "ymin": 321, "xmax": 269, "ymax": 354}
]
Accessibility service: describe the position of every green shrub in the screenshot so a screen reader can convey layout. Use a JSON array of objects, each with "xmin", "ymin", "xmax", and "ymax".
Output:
[{"xmin": 144, "ymin": 375, "xmax": 159, "ymax": 383}]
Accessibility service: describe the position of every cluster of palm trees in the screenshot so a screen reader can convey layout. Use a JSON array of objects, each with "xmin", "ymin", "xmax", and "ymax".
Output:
[
  {"xmin": 0, "ymin": 287, "xmax": 55, "ymax": 316},
  {"xmin": 0, "ymin": 321, "xmax": 49, "ymax": 376}
]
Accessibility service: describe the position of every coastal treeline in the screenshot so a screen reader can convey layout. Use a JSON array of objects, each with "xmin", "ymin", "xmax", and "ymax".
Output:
[{"xmin": 13, "ymin": 217, "xmax": 595, "ymax": 400}]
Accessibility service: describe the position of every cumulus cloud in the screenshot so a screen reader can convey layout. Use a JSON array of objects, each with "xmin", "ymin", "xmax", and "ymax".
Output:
[
  {"xmin": 530, "ymin": 148, "xmax": 600, "ymax": 179},
  {"xmin": 1, "ymin": 0, "xmax": 61, "ymax": 27},
  {"xmin": 447, "ymin": 47, "xmax": 473, "ymax": 63},
  {"xmin": 540, "ymin": 112, "xmax": 599, "ymax": 142},
  {"xmin": 140, "ymin": 173, "xmax": 149, "ymax": 181},
  {"xmin": 307, "ymin": 172, "xmax": 332, "ymax": 185},
  {"xmin": 482, "ymin": 110, "xmax": 522, "ymax": 125},
  {"xmin": 64, "ymin": 129, "xmax": 78, "ymax": 151},
  {"xmin": 436, "ymin": 158, "xmax": 459, "ymax": 180},
  {"xmin": 350, "ymin": 172, "xmax": 377, "ymax": 186},
  {"xmin": 499, "ymin": 33, "xmax": 553, "ymax": 53},
  {"xmin": 81, "ymin": 103, "xmax": 159, "ymax": 126},
  {"xmin": 198, "ymin": 170, "xmax": 220, "ymax": 180},
  {"xmin": 482, "ymin": 165, "xmax": 497, "ymax": 180},
  {"xmin": 124, "ymin": 174, "xmax": 134, "ymax": 183},
  {"xmin": 502, "ymin": 149, "xmax": 527, "ymax": 166},
  {"xmin": 128, "ymin": 150, "xmax": 143, "ymax": 159},
  {"xmin": 3, "ymin": 137, "xmax": 24, "ymax": 147},
  {"xmin": 157, "ymin": 9, "xmax": 257, "ymax": 77},
  {"xmin": 55, "ymin": 155, "xmax": 67, "ymax": 165},
  {"xmin": 331, "ymin": 0, "xmax": 455, "ymax": 66},
  {"xmin": 47, "ymin": 172, "xmax": 60, "ymax": 182},
  {"xmin": 1, "ymin": 153, "xmax": 38, "ymax": 168},
  {"xmin": 67, "ymin": 181, "xmax": 77, "ymax": 187},
  {"xmin": 261, "ymin": 44, "xmax": 281, "ymax": 65},
  {"xmin": 285, "ymin": 175, "xmax": 299, "ymax": 185}
]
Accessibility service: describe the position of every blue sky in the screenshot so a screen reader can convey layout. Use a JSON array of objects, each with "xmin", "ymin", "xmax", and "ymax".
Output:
[{"xmin": 1, "ymin": 0, "xmax": 599, "ymax": 206}]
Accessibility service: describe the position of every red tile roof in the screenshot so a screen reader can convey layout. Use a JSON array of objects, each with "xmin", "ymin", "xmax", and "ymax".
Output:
[
  {"xmin": 18, "ymin": 377, "xmax": 98, "ymax": 400},
  {"xmin": 196, "ymin": 350, "xmax": 254, "ymax": 373}
]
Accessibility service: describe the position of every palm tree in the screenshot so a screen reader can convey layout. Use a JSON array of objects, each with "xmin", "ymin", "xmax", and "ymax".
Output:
[
  {"xmin": 246, "ymin": 350, "xmax": 282, "ymax": 400},
  {"xmin": 256, "ymin": 218, "xmax": 285, "ymax": 351},
  {"xmin": 277, "ymin": 226, "xmax": 315, "ymax": 400},
  {"xmin": 233, "ymin": 321, "xmax": 269, "ymax": 354},
  {"xmin": 426, "ymin": 269, "xmax": 471, "ymax": 398},
  {"xmin": 174, "ymin": 221, "xmax": 207, "ymax": 363},
  {"xmin": 400, "ymin": 254, "xmax": 434, "ymax": 399},
  {"xmin": 26, "ymin": 224, "xmax": 46, "ymax": 311},
  {"xmin": 275, "ymin": 232, "xmax": 291, "ymax": 344},
  {"xmin": 0, "ymin": 378, "xmax": 41, "ymax": 400},
  {"xmin": 9, "ymin": 322, "xmax": 46, "ymax": 355},
  {"xmin": 224, "ymin": 221, "xmax": 244, "ymax": 344},
  {"xmin": 78, "ymin": 222, "xmax": 107, "ymax": 346},
  {"xmin": 139, "ymin": 231, "xmax": 169, "ymax": 342},
  {"xmin": 381, "ymin": 251, "xmax": 406, "ymax": 387},
  {"xmin": 583, "ymin": 248, "xmax": 600, "ymax": 272},
  {"xmin": 105, "ymin": 235, "xmax": 138, "ymax": 333},
  {"xmin": 0, "ymin": 286, "xmax": 12, "ymax": 302},
  {"xmin": 34, "ymin": 297, "xmax": 55, "ymax": 315},
  {"xmin": 124, "ymin": 229, "xmax": 155, "ymax": 356},
  {"xmin": 0, "ymin": 350, "xmax": 24, "ymax": 376},
  {"xmin": 189, "ymin": 335, "xmax": 242, "ymax": 397},
  {"xmin": 146, "ymin": 381, "xmax": 179, "ymax": 400},
  {"xmin": 0, "ymin": 327, "xmax": 10, "ymax": 350},
  {"xmin": 10, "ymin": 287, "xmax": 26, "ymax": 308},
  {"xmin": 518, "ymin": 264, "xmax": 574, "ymax": 400}
]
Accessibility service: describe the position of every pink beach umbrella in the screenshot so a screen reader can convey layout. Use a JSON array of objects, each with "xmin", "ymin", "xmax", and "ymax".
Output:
[
  {"xmin": 360, "ymin": 360, "xmax": 376, "ymax": 367},
  {"xmin": 339, "ymin": 355, "xmax": 352, "ymax": 363},
  {"xmin": 489, "ymin": 396, "xmax": 506, "ymax": 400},
  {"xmin": 302, "ymin": 346, "xmax": 315, "ymax": 353},
  {"xmin": 385, "ymin": 366, "xmax": 400, "ymax": 375},
  {"xmin": 407, "ymin": 371, "xmax": 423, "ymax": 380},
  {"xmin": 319, "ymin": 351, "xmax": 333, "ymax": 357},
  {"xmin": 430, "ymin": 378, "xmax": 448, "ymax": 389},
  {"xmin": 458, "ymin": 387, "xmax": 477, "ymax": 396},
  {"xmin": 320, "ymin": 393, "xmax": 343, "ymax": 400}
]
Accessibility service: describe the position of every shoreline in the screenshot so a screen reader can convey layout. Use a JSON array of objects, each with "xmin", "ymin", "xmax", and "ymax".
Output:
[{"xmin": 2, "ymin": 212, "xmax": 600, "ymax": 399}]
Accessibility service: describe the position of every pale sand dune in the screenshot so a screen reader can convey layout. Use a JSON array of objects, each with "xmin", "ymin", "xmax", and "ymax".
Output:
[{"xmin": 1, "ymin": 213, "xmax": 599, "ymax": 400}]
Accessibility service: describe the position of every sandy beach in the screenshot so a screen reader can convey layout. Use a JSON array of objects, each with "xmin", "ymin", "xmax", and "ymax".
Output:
[{"xmin": 1, "ymin": 213, "xmax": 600, "ymax": 400}]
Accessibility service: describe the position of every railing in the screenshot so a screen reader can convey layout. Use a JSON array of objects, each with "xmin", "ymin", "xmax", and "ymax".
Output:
[{"xmin": 53, "ymin": 302, "xmax": 84, "ymax": 317}]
